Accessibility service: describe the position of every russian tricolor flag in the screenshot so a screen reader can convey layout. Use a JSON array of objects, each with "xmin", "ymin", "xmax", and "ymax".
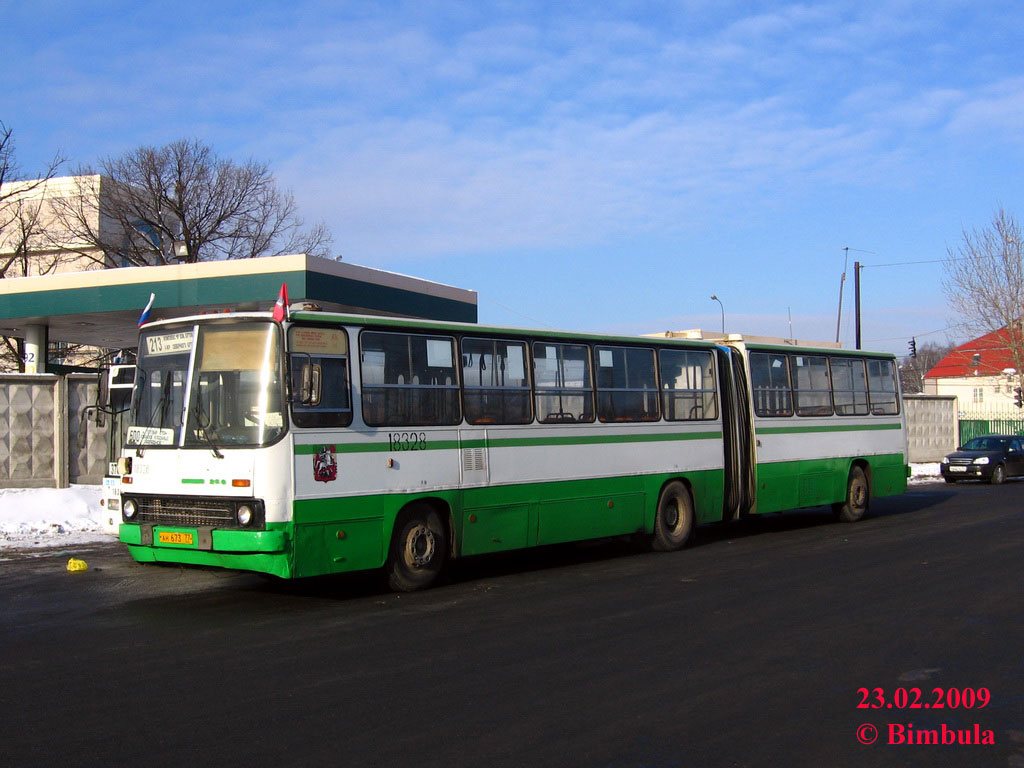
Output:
[{"xmin": 137, "ymin": 293, "xmax": 155, "ymax": 327}]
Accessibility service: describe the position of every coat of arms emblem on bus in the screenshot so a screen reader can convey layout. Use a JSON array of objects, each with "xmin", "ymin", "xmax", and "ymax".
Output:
[{"xmin": 313, "ymin": 445, "xmax": 338, "ymax": 483}]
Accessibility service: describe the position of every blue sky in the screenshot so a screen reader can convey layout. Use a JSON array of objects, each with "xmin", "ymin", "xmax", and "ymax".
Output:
[{"xmin": 4, "ymin": 0, "xmax": 1024, "ymax": 354}]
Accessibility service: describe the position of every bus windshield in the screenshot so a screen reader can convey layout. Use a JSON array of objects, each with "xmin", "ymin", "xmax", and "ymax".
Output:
[{"xmin": 128, "ymin": 321, "xmax": 285, "ymax": 448}]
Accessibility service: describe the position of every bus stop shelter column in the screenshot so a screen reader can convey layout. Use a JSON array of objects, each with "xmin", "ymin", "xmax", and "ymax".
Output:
[{"xmin": 22, "ymin": 324, "xmax": 47, "ymax": 373}]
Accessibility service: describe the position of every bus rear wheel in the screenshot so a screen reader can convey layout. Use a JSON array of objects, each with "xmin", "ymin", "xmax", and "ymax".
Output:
[
  {"xmin": 833, "ymin": 466, "xmax": 869, "ymax": 523},
  {"xmin": 652, "ymin": 481, "xmax": 694, "ymax": 551},
  {"xmin": 387, "ymin": 504, "xmax": 448, "ymax": 592}
]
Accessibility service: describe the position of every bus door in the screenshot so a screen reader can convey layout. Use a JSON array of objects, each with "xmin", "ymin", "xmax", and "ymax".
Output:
[{"xmin": 715, "ymin": 346, "xmax": 756, "ymax": 520}]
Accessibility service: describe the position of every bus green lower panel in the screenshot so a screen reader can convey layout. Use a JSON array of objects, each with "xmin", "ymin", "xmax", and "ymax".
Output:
[
  {"xmin": 292, "ymin": 519, "xmax": 385, "ymax": 578},
  {"xmin": 288, "ymin": 470, "xmax": 723, "ymax": 568},
  {"xmin": 537, "ymin": 492, "xmax": 645, "ymax": 545},
  {"xmin": 461, "ymin": 503, "xmax": 530, "ymax": 554},
  {"xmin": 753, "ymin": 453, "xmax": 907, "ymax": 514}
]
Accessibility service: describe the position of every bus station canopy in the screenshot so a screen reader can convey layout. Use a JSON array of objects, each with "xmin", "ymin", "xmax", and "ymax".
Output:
[{"xmin": 0, "ymin": 254, "xmax": 477, "ymax": 351}]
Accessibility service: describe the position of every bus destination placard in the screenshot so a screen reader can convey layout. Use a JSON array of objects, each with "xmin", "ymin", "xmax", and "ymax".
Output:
[{"xmin": 145, "ymin": 331, "xmax": 193, "ymax": 356}]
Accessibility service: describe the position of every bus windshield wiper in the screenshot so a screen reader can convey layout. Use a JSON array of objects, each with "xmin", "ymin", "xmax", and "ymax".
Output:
[
  {"xmin": 192, "ymin": 398, "xmax": 224, "ymax": 459},
  {"xmin": 135, "ymin": 371, "xmax": 169, "ymax": 458}
]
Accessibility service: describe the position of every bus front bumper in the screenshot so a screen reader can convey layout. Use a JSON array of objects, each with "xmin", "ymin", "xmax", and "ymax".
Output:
[
  {"xmin": 119, "ymin": 523, "xmax": 287, "ymax": 553},
  {"xmin": 119, "ymin": 524, "xmax": 292, "ymax": 578}
]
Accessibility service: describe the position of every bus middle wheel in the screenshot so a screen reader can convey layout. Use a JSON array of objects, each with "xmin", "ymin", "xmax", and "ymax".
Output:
[{"xmin": 652, "ymin": 481, "xmax": 694, "ymax": 552}]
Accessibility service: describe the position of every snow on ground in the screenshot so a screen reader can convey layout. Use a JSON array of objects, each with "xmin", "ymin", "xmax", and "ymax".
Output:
[
  {"xmin": 0, "ymin": 485, "xmax": 115, "ymax": 550},
  {"xmin": 0, "ymin": 463, "xmax": 945, "ymax": 550},
  {"xmin": 909, "ymin": 463, "xmax": 941, "ymax": 483}
]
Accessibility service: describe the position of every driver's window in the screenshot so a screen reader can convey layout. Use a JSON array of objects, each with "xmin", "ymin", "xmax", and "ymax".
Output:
[{"xmin": 288, "ymin": 326, "xmax": 352, "ymax": 428}]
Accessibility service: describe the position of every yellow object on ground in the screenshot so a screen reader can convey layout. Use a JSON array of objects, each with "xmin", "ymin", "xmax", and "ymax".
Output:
[{"xmin": 66, "ymin": 557, "xmax": 88, "ymax": 572}]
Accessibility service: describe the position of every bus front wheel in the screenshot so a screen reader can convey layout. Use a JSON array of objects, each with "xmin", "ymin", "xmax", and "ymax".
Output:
[
  {"xmin": 652, "ymin": 481, "xmax": 694, "ymax": 552},
  {"xmin": 833, "ymin": 466, "xmax": 869, "ymax": 523},
  {"xmin": 387, "ymin": 504, "xmax": 448, "ymax": 592}
]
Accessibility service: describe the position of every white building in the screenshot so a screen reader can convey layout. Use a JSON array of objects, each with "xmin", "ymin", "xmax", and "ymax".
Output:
[{"xmin": 923, "ymin": 328, "xmax": 1023, "ymax": 416}]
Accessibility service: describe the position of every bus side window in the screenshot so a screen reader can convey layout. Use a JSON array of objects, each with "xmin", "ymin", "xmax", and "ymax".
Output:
[
  {"xmin": 360, "ymin": 332, "xmax": 461, "ymax": 427},
  {"xmin": 830, "ymin": 357, "xmax": 869, "ymax": 416},
  {"xmin": 749, "ymin": 352, "xmax": 793, "ymax": 417},
  {"xmin": 793, "ymin": 355, "xmax": 834, "ymax": 417},
  {"xmin": 658, "ymin": 349, "xmax": 717, "ymax": 421},
  {"xmin": 596, "ymin": 346, "xmax": 660, "ymax": 422},
  {"xmin": 533, "ymin": 342, "xmax": 594, "ymax": 423},
  {"xmin": 461, "ymin": 337, "xmax": 532, "ymax": 424},
  {"xmin": 867, "ymin": 358, "xmax": 900, "ymax": 415}
]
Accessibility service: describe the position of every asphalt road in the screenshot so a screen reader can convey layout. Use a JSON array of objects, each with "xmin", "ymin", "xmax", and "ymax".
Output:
[{"xmin": 1, "ymin": 481, "xmax": 1021, "ymax": 768}]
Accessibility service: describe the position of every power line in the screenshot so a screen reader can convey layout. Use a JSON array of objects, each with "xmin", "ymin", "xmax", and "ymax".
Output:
[
  {"xmin": 863, "ymin": 257, "xmax": 949, "ymax": 268},
  {"xmin": 477, "ymin": 292, "xmax": 558, "ymax": 330},
  {"xmin": 864, "ymin": 253, "xmax": 1004, "ymax": 268},
  {"xmin": 864, "ymin": 325, "xmax": 960, "ymax": 343}
]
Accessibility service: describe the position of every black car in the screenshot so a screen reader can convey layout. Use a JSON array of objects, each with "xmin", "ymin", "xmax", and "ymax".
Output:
[{"xmin": 941, "ymin": 434, "xmax": 1024, "ymax": 484}]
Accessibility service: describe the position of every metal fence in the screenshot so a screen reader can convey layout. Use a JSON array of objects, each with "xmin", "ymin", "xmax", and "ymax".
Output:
[
  {"xmin": 957, "ymin": 409, "xmax": 1024, "ymax": 445},
  {"xmin": 0, "ymin": 373, "xmax": 110, "ymax": 488}
]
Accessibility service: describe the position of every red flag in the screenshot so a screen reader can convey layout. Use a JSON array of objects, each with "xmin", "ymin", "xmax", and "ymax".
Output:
[{"xmin": 273, "ymin": 282, "xmax": 289, "ymax": 322}]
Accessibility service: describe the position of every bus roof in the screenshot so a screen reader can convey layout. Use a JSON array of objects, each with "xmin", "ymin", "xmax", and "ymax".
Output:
[{"xmin": 146, "ymin": 308, "xmax": 893, "ymax": 357}]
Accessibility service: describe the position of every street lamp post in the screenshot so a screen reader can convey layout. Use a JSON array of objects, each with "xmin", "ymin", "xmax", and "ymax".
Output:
[{"xmin": 710, "ymin": 294, "xmax": 725, "ymax": 334}]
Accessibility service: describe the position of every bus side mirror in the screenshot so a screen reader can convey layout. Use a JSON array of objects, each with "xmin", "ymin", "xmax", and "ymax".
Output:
[
  {"xmin": 98, "ymin": 368, "xmax": 110, "ymax": 414},
  {"xmin": 300, "ymin": 363, "xmax": 322, "ymax": 406},
  {"xmin": 105, "ymin": 364, "xmax": 135, "ymax": 412}
]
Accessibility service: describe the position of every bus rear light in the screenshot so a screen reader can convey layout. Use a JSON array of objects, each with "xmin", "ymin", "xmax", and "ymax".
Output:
[{"xmin": 232, "ymin": 479, "xmax": 251, "ymax": 488}]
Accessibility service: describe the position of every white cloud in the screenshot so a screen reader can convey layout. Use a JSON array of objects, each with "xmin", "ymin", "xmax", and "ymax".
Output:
[{"xmin": 945, "ymin": 78, "xmax": 1024, "ymax": 142}]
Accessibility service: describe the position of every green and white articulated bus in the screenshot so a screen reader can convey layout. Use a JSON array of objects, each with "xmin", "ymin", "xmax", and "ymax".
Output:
[{"xmin": 117, "ymin": 309, "xmax": 908, "ymax": 590}]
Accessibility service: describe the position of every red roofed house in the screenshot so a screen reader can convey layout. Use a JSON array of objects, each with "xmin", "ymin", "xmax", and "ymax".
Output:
[{"xmin": 923, "ymin": 328, "xmax": 1024, "ymax": 415}]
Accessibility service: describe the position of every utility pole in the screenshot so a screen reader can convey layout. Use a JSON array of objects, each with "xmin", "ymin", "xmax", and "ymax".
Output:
[
  {"xmin": 835, "ymin": 248, "xmax": 848, "ymax": 343},
  {"xmin": 835, "ymin": 247, "xmax": 874, "ymax": 346},
  {"xmin": 854, "ymin": 261, "xmax": 862, "ymax": 350}
]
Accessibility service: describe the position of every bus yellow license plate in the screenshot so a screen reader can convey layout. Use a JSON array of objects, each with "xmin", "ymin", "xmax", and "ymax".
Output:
[{"xmin": 158, "ymin": 531, "xmax": 194, "ymax": 545}]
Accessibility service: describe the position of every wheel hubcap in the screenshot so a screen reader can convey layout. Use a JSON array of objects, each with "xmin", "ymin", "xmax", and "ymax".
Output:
[
  {"xmin": 663, "ymin": 502, "xmax": 679, "ymax": 530},
  {"xmin": 852, "ymin": 483, "xmax": 866, "ymax": 508},
  {"xmin": 405, "ymin": 524, "xmax": 436, "ymax": 568},
  {"xmin": 663, "ymin": 501, "xmax": 679, "ymax": 532}
]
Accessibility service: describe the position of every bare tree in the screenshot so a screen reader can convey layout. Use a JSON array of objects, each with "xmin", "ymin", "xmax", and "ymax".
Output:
[
  {"xmin": 50, "ymin": 138, "xmax": 331, "ymax": 266},
  {"xmin": 899, "ymin": 340, "xmax": 953, "ymax": 394},
  {"xmin": 0, "ymin": 121, "xmax": 66, "ymax": 370},
  {"xmin": 943, "ymin": 207, "xmax": 1024, "ymax": 387}
]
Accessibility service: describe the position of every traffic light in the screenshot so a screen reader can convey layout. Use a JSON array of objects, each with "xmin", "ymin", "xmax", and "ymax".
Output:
[
  {"xmin": 908, "ymin": 337, "xmax": 917, "ymax": 358},
  {"xmin": 1015, "ymin": 387, "xmax": 1022, "ymax": 409}
]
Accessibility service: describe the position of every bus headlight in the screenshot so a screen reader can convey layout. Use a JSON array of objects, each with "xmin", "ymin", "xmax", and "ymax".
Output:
[
  {"xmin": 236, "ymin": 504, "xmax": 255, "ymax": 526},
  {"xmin": 123, "ymin": 498, "xmax": 138, "ymax": 520}
]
